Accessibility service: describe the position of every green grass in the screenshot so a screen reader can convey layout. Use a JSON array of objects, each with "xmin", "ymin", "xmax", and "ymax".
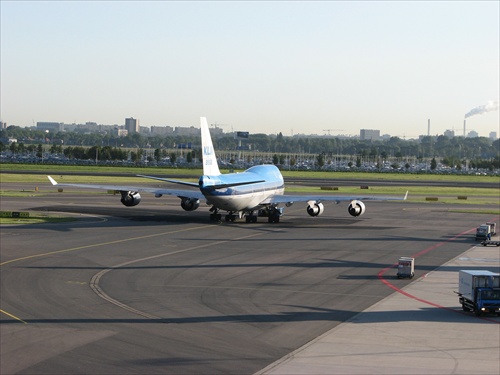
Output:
[
  {"xmin": 1, "ymin": 164, "xmax": 498, "ymax": 215},
  {"xmin": 0, "ymin": 173, "xmax": 170, "ymax": 184},
  {"xmin": 0, "ymin": 163, "xmax": 203, "ymax": 176},
  {"xmin": 280, "ymin": 170, "xmax": 500, "ymax": 183},
  {"xmin": 0, "ymin": 215, "xmax": 76, "ymax": 225},
  {"xmin": 0, "ymin": 190, "xmax": 46, "ymax": 197},
  {"xmin": 447, "ymin": 209, "xmax": 500, "ymax": 215},
  {"xmin": 3, "ymin": 174, "xmax": 498, "ymax": 199},
  {"xmin": 1, "ymin": 162, "xmax": 499, "ymax": 184}
]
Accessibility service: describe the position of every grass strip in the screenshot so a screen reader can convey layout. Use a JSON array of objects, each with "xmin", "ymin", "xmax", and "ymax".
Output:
[
  {"xmin": 0, "ymin": 215, "xmax": 76, "ymax": 225},
  {"xmin": 1, "ymin": 163, "xmax": 498, "ymax": 184}
]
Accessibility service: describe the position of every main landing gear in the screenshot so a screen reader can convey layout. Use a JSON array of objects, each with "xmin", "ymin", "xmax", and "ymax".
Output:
[
  {"xmin": 209, "ymin": 206, "xmax": 283, "ymax": 223},
  {"xmin": 259, "ymin": 206, "xmax": 282, "ymax": 223},
  {"xmin": 209, "ymin": 207, "xmax": 222, "ymax": 222}
]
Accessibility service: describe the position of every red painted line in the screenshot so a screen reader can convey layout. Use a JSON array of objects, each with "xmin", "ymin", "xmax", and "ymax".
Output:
[{"xmin": 378, "ymin": 221, "xmax": 500, "ymax": 324}]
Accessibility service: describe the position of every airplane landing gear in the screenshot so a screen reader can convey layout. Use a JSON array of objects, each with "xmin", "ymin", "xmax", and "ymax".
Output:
[
  {"xmin": 267, "ymin": 207, "xmax": 281, "ymax": 223},
  {"xmin": 225, "ymin": 213, "xmax": 237, "ymax": 222},
  {"xmin": 209, "ymin": 208, "xmax": 222, "ymax": 222},
  {"xmin": 245, "ymin": 213, "xmax": 258, "ymax": 223},
  {"xmin": 210, "ymin": 213, "xmax": 222, "ymax": 222}
]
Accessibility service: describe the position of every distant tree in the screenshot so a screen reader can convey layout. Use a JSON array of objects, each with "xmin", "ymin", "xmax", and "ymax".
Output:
[
  {"xmin": 18, "ymin": 142, "xmax": 26, "ymax": 153},
  {"xmin": 9, "ymin": 142, "xmax": 18, "ymax": 153},
  {"xmin": 430, "ymin": 157, "xmax": 437, "ymax": 170},
  {"xmin": 49, "ymin": 144, "xmax": 62, "ymax": 154},
  {"xmin": 356, "ymin": 157, "xmax": 361, "ymax": 168},
  {"xmin": 153, "ymin": 148, "xmax": 161, "ymax": 162},
  {"xmin": 36, "ymin": 144, "xmax": 43, "ymax": 158},
  {"xmin": 317, "ymin": 153, "xmax": 325, "ymax": 168}
]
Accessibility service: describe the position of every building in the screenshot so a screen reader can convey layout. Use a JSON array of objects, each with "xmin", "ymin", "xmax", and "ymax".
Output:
[
  {"xmin": 151, "ymin": 126, "xmax": 175, "ymax": 136},
  {"xmin": 360, "ymin": 129, "xmax": 380, "ymax": 141},
  {"xmin": 125, "ymin": 117, "xmax": 139, "ymax": 134},
  {"xmin": 174, "ymin": 126, "xmax": 199, "ymax": 136},
  {"xmin": 467, "ymin": 130, "xmax": 479, "ymax": 138},
  {"xmin": 444, "ymin": 129, "xmax": 455, "ymax": 139},
  {"xmin": 37, "ymin": 122, "xmax": 64, "ymax": 132}
]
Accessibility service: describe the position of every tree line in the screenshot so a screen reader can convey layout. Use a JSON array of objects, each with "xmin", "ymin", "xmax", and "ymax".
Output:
[{"xmin": 1, "ymin": 126, "xmax": 499, "ymax": 169}]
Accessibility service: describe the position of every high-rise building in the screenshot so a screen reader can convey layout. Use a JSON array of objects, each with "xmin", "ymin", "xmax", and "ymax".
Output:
[{"xmin": 125, "ymin": 117, "xmax": 139, "ymax": 134}]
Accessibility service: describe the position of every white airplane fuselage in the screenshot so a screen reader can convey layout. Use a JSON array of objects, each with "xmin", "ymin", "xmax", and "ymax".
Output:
[{"xmin": 199, "ymin": 165, "xmax": 284, "ymax": 212}]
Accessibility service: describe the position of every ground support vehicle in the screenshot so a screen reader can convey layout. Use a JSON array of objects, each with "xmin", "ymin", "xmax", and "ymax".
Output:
[
  {"xmin": 396, "ymin": 257, "xmax": 414, "ymax": 279},
  {"xmin": 475, "ymin": 225, "xmax": 490, "ymax": 241},
  {"xmin": 475, "ymin": 222, "xmax": 496, "ymax": 241},
  {"xmin": 487, "ymin": 222, "xmax": 497, "ymax": 235},
  {"xmin": 456, "ymin": 270, "xmax": 500, "ymax": 316},
  {"xmin": 481, "ymin": 240, "xmax": 500, "ymax": 247}
]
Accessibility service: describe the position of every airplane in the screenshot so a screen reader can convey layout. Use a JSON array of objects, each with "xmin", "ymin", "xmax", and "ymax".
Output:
[{"xmin": 48, "ymin": 117, "xmax": 408, "ymax": 223}]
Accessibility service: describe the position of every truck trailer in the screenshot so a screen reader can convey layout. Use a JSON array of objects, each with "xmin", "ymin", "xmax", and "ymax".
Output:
[{"xmin": 457, "ymin": 270, "xmax": 500, "ymax": 316}]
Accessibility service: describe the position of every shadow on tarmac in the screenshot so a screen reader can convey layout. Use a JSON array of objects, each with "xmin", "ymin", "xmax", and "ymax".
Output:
[{"xmin": 1, "ymin": 305, "xmax": 497, "ymax": 325}]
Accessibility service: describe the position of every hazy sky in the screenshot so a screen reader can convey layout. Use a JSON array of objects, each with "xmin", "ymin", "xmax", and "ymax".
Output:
[{"xmin": 1, "ymin": 1, "xmax": 499, "ymax": 138}]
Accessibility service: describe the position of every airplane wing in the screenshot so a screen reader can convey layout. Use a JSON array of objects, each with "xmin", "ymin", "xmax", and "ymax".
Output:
[
  {"xmin": 137, "ymin": 174, "xmax": 266, "ymax": 190},
  {"xmin": 136, "ymin": 174, "xmax": 199, "ymax": 188},
  {"xmin": 47, "ymin": 176, "xmax": 205, "ymax": 200},
  {"xmin": 262, "ymin": 191, "xmax": 408, "ymax": 204}
]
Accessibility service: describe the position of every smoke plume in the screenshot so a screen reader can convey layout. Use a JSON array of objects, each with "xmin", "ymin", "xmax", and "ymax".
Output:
[{"xmin": 465, "ymin": 100, "xmax": 499, "ymax": 118}]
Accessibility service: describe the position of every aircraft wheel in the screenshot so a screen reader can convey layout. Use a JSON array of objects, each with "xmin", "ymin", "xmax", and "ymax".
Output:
[
  {"xmin": 268, "ymin": 215, "xmax": 280, "ymax": 223},
  {"xmin": 246, "ymin": 216, "xmax": 257, "ymax": 223},
  {"xmin": 210, "ymin": 213, "xmax": 222, "ymax": 222}
]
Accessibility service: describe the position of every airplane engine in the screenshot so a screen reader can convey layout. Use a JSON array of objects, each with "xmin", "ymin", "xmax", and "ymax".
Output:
[
  {"xmin": 307, "ymin": 202, "xmax": 324, "ymax": 217},
  {"xmin": 120, "ymin": 191, "xmax": 141, "ymax": 207},
  {"xmin": 181, "ymin": 197, "xmax": 200, "ymax": 211},
  {"xmin": 348, "ymin": 200, "xmax": 366, "ymax": 217}
]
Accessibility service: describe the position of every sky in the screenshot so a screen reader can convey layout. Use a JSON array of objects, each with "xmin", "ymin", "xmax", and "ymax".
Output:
[{"xmin": 1, "ymin": 1, "xmax": 499, "ymax": 138}]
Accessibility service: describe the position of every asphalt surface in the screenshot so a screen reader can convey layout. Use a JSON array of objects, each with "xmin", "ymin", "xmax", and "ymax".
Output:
[
  {"xmin": 1, "ymin": 182, "xmax": 499, "ymax": 374},
  {"xmin": 259, "ymin": 240, "xmax": 500, "ymax": 374}
]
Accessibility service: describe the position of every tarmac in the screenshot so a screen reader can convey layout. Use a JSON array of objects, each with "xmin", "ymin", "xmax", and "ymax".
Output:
[{"xmin": 258, "ymin": 237, "xmax": 500, "ymax": 375}]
